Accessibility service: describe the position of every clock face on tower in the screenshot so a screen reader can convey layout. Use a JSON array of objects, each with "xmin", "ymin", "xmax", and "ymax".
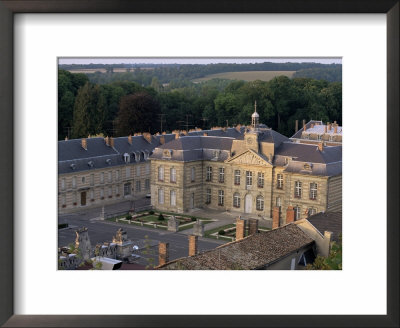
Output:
[{"xmin": 247, "ymin": 137, "xmax": 253, "ymax": 145}]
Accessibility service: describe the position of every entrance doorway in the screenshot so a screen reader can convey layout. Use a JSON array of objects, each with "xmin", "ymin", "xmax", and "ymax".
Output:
[
  {"xmin": 245, "ymin": 194, "xmax": 252, "ymax": 213},
  {"xmin": 80, "ymin": 192, "xmax": 86, "ymax": 206},
  {"xmin": 190, "ymin": 193, "xmax": 195, "ymax": 209}
]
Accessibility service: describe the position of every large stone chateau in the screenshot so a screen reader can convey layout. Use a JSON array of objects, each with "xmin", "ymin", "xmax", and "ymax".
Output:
[{"xmin": 58, "ymin": 107, "xmax": 342, "ymax": 227}]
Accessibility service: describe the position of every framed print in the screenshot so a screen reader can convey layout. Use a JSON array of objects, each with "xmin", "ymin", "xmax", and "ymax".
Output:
[{"xmin": 0, "ymin": 1, "xmax": 398, "ymax": 327}]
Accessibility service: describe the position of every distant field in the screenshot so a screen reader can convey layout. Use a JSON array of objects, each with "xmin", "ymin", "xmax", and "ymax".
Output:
[
  {"xmin": 192, "ymin": 70, "xmax": 295, "ymax": 82},
  {"xmin": 66, "ymin": 67, "xmax": 154, "ymax": 74}
]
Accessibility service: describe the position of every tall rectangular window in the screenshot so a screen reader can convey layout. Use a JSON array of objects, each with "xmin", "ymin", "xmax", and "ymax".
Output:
[
  {"xmin": 136, "ymin": 180, "xmax": 141, "ymax": 192},
  {"xmin": 124, "ymin": 183, "xmax": 131, "ymax": 196},
  {"xmin": 277, "ymin": 174, "xmax": 283, "ymax": 189},
  {"xmin": 219, "ymin": 167, "xmax": 225, "ymax": 183},
  {"xmin": 108, "ymin": 186, "xmax": 112, "ymax": 197},
  {"xmin": 90, "ymin": 189, "xmax": 94, "ymax": 200},
  {"xmin": 295, "ymin": 181, "xmax": 302, "ymax": 198},
  {"xmin": 191, "ymin": 167, "xmax": 195, "ymax": 182},
  {"xmin": 136, "ymin": 165, "xmax": 140, "ymax": 176},
  {"xmin": 90, "ymin": 174, "xmax": 94, "ymax": 186},
  {"xmin": 257, "ymin": 172, "xmax": 264, "ymax": 188},
  {"xmin": 170, "ymin": 190, "xmax": 176, "ymax": 206},
  {"xmin": 234, "ymin": 170, "xmax": 240, "ymax": 185},
  {"xmin": 170, "ymin": 167, "xmax": 176, "ymax": 183},
  {"xmin": 233, "ymin": 193, "xmax": 240, "ymax": 208},
  {"xmin": 145, "ymin": 179, "xmax": 150, "ymax": 191},
  {"xmin": 61, "ymin": 178, "xmax": 66, "ymax": 190},
  {"xmin": 115, "ymin": 185, "xmax": 119, "ymax": 196},
  {"xmin": 100, "ymin": 188, "xmax": 104, "ymax": 199},
  {"xmin": 61, "ymin": 194, "xmax": 66, "ymax": 206},
  {"xmin": 206, "ymin": 166, "xmax": 212, "ymax": 181},
  {"xmin": 218, "ymin": 190, "xmax": 224, "ymax": 206},
  {"xmin": 146, "ymin": 164, "xmax": 150, "ymax": 175},
  {"xmin": 246, "ymin": 171, "xmax": 253, "ymax": 186},
  {"xmin": 158, "ymin": 188, "xmax": 164, "ymax": 204},
  {"xmin": 72, "ymin": 176, "xmax": 76, "ymax": 188},
  {"xmin": 158, "ymin": 166, "xmax": 164, "ymax": 181},
  {"xmin": 309, "ymin": 183, "xmax": 317, "ymax": 200},
  {"xmin": 125, "ymin": 167, "xmax": 130, "ymax": 178},
  {"xmin": 116, "ymin": 170, "xmax": 120, "ymax": 181},
  {"xmin": 294, "ymin": 206, "xmax": 301, "ymax": 220},
  {"xmin": 108, "ymin": 171, "xmax": 112, "ymax": 183},
  {"xmin": 206, "ymin": 189, "xmax": 211, "ymax": 204}
]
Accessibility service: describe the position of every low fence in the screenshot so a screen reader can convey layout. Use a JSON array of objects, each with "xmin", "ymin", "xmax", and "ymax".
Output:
[{"xmin": 104, "ymin": 205, "xmax": 153, "ymax": 219}]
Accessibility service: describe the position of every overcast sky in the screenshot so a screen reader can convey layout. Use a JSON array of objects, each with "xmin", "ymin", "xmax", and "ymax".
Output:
[{"xmin": 59, "ymin": 57, "xmax": 341, "ymax": 65}]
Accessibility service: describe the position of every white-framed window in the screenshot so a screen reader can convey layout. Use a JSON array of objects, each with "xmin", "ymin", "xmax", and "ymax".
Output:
[
  {"xmin": 218, "ymin": 190, "xmax": 224, "ymax": 206},
  {"xmin": 90, "ymin": 174, "xmax": 94, "ymax": 186},
  {"xmin": 116, "ymin": 170, "xmax": 120, "ymax": 181},
  {"xmin": 158, "ymin": 166, "xmax": 164, "ymax": 181},
  {"xmin": 256, "ymin": 195, "xmax": 264, "ymax": 211},
  {"xmin": 276, "ymin": 197, "xmax": 281, "ymax": 207},
  {"xmin": 206, "ymin": 188, "xmax": 211, "ymax": 204},
  {"xmin": 206, "ymin": 166, "xmax": 212, "ymax": 181},
  {"xmin": 81, "ymin": 176, "xmax": 85, "ymax": 184},
  {"xmin": 294, "ymin": 205, "xmax": 301, "ymax": 220},
  {"xmin": 170, "ymin": 190, "xmax": 176, "ymax": 206},
  {"xmin": 219, "ymin": 167, "xmax": 225, "ymax": 183},
  {"xmin": 191, "ymin": 167, "xmax": 195, "ymax": 182},
  {"xmin": 277, "ymin": 174, "xmax": 283, "ymax": 189},
  {"xmin": 246, "ymin": 171, "xmax": 253, "ymax": 186},
  {"xmin": 146, "ymin": 164, "xmax": 150, "ymax": 175},
  {"xmin": 115, "ymin": 185, "xmax": 119, "ymax": 196},
  {"xmin": 73, "ymin": 192, "xmax": 77, "ymax": 203},
  {"xmin": 170, "ymin": 167, "xmax": 176, "ymax": 183},
  {"xmin": 108, "ymin": 171, "xmax": 112, "ymax": 183},
  {"xmin": 158, "ymin": 188, "xmax": 164, "ymax": 204},
  {"xmin": 136, "ymin": 165, "xmax": 140, "ymax": 176},
  {"xmin": 145, "ymin": 179, "xmax": 150, "ymax": 191},
  {"xmin": 108, "ymin": 186, "xmax": 112, "ymax": 197},
  {"xmin": 61, "ymin": 194, "xmax": 66, "ymax": 206},
  {"xmin": 258, "ymin": 172, "xmax": 264, "ymax": 188},
  {"xmin": 72, "ymin": 176, "xmax": 76, "ymax": 188},
  {"xmin": 310, "ymin": 183, "xmax": 318, "ymax": 200},
  {"xmin": 100, "ymin": 188, "xmax": 104, "ymax": 198},
  {"xmin": 61, "ymin": 178, "xmax": 66, "ymax": 190},
  {"xmin": 123, "ymin": 153, "xmax": 130, "ymax": 163},
  {"xmin": 125, "ymin": 167, "xmax": 130, "ymax": 178},
  {"xmin": 100, "ymin": 172, "xmax": 105, "ymax": 183},
  {"xmin": 233, "ymin": 193, "xmax": 240, "ymax": 208},
  {"xmin": 308, "ymin": 207, "xmax": 317, "ymax": 217},
  {"xmin": 124, "ymin": 183, "xmax": 131, "ymax": 196},
  {"xmin": 234, "ymin": 170, "xmax": 240, "ymax": 185},
  {"xmin": 136, "ymin": 180, "xmax": 141, "ymax": 192},
  {"xmin": 90, "ymin": 189, "xmax": 94, "ymax": 200},
  {"xmin": 295, "ymin": 181, "xmax": 302, "ymax": 198}
]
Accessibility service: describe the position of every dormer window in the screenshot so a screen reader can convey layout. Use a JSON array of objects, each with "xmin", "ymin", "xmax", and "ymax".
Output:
[
  {"xmin": 106, "ymin": 159, "xmax": 112, "ymax": 165},
  {"xmin": 303, "ymin": 163, "xmax": 313, "ymax": 171},
  {"xmin": 70, "ymin": 164, "xmax": 76, "ymax": 170},
  {"xmin": 162, "ymin": 150, "xmax": 172, "ymax": 159},
  {"xmin": 87, "ymin": 161, "xmax": 94, "ymax": 168},
  {"xmin": 123, "ymin": 153, "xmax": 130, "ymax": 163}
]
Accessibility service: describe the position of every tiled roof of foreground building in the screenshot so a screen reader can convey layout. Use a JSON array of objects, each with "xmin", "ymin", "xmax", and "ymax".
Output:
[
  {"xmin": 157, "ymin": 224, "xmax": 314, "ymax": 270},
  {"xmin": 307, "ymin": 211, "xmax": 342, "ymax": 242}
]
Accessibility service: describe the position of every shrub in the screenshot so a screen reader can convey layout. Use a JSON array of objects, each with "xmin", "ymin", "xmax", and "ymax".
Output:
[
  {"xmin": 158, "ymin": 213, "xmax": 164, "ymax": 221},
  {"xmin": 218, "ymin": 230, "xmax": 225, "ymax": 235},
  {"xmin": 126, "ymin": 214, "xmax": 132, "ymax": 220},
  {"xmin": 191, "ymin": 217, "xmax": 197, "ymax": 222},
  {"xmin": 149, "ymin": 210, "xmax": 155, "ymax": 215}
]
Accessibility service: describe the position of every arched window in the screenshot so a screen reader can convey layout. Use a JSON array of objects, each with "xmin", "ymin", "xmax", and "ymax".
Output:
[
  {"xmin": 256, "ymin": 195, "xmax": 264, "ymax": 211},
  {"xmin": 233, "ymin": 193, "xmax": 240, "ymax": 208}
]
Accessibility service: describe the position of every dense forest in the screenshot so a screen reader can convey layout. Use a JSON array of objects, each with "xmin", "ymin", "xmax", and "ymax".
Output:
[{"xmin": 58, "ymin": 65, "xmax": 342, "ymax": 140}]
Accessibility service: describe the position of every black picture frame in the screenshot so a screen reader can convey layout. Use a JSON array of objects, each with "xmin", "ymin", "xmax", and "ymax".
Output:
[{"xmin": 0, "ymin": 1, "xmax": 398, "ymax": 327}]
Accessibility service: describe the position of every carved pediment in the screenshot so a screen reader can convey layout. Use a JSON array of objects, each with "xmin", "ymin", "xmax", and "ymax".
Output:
[{"xmin": 226, "ymin": 150, "xmax": 271, "ymax": 166}]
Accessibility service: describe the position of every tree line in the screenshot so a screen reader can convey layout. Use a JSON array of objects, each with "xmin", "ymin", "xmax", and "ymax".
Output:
[{"xmin": 58, "ymin": 69, "xmax": 342, "ymax": 140}]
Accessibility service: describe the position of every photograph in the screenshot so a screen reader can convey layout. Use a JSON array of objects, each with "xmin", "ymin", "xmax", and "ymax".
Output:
[{"xmin": 57, "ymin": 57, "xmax": 342, "ymax": 270}]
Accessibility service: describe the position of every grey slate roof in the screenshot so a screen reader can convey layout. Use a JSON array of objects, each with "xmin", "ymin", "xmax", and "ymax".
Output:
[
  {"xmin": 157, "ymin": 224, "xmax": 314, "ymax": 270},
  {"xmin": 58, "ymin": 138, "xmax": 118, "ymax": 162},
  {"xmin": 307, "ymin": 211, "xmax": 342, "ymax": 242},
  {"xmin": 290, "ymin": 120, "xmax": 324, "ymax": 139}
]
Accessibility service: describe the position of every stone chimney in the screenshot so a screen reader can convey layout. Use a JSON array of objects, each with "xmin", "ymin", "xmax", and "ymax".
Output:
[
  {"xmin": 158, "ymin": 242, "xmax": 169, "ymax": 266},
  {"xmin": 318, "ymin": 142, "xmax": 324, "ymax": 152},
  {"xmin": 310, "ymin": 123, "xmax": 314, "ymax": 128},
  {"xmin": 235, "ymin": 124, "xmax": 242, "ymax": 132},
  {"xmin": 172, "ymin": 130, "xmax": 180, "ymax": 139},
  {"xmin": 324, "ymin": 125, "xmax": 327, "ymax": 133},
  {"xmin": 303, "ymin": 120, "xmax": 307, "ymax": 131},
  {"xmin": 295, "ymin": 120, "xmax": 298, "ymax": 133},
  {"xmin": 236, "ymin": 217, "xmax": 246, "ymax": 240},
  {"xmin": 328, "ymin": 123, "xmax": 331, "ymax": 131},
  {"xmin": 334, "ymin": 125, "xmax": 338, "ymax": 133},
  {"xmin": 181, "ymin": 130, "xmax": 188, "ymax": 136},
  {"xmin": 143, "ymin": 132, "xmax": 152, "ymax": 143},
  {"xmin": 188, "ymin": 235, "xmax": 198, "ymax": 256},
  {"xmin": 110, "ymin": 137, "xmax": 114, "ymax": 148},
  {"xmin": 65, "ymin": 136, "xmax": 68, "ymax": 141},
  {"xmin": 322, "ymin": 231, "xmax": 333, "ymax": 257},
  {"xmin": 128, "ymin": 135, "xmax": 132, "ymax": 145},
  {"xmin": 81, "ymin": 138, "xmax": 87, "ymax": 150},
  {"xmin": 203, "ymin": 132, "xmax": 208, "ymax": 136},
  {"xmin": 272, "ymin": 206, "xmax": 280, "ymax": 229},
  {"xmin": 160, "ymin": 135, "xmax": 165, "ymax": 145},
  {"xmin": 105, "ymin": 136, "xmax": 110, "ymax": 146},
  {"xmin": 286, "ymin": 206, "xmax": 295, "ymax": 224},
  {"xmin": 248, "ymin": 218, "xmax": 259, "ymax": 235}
]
